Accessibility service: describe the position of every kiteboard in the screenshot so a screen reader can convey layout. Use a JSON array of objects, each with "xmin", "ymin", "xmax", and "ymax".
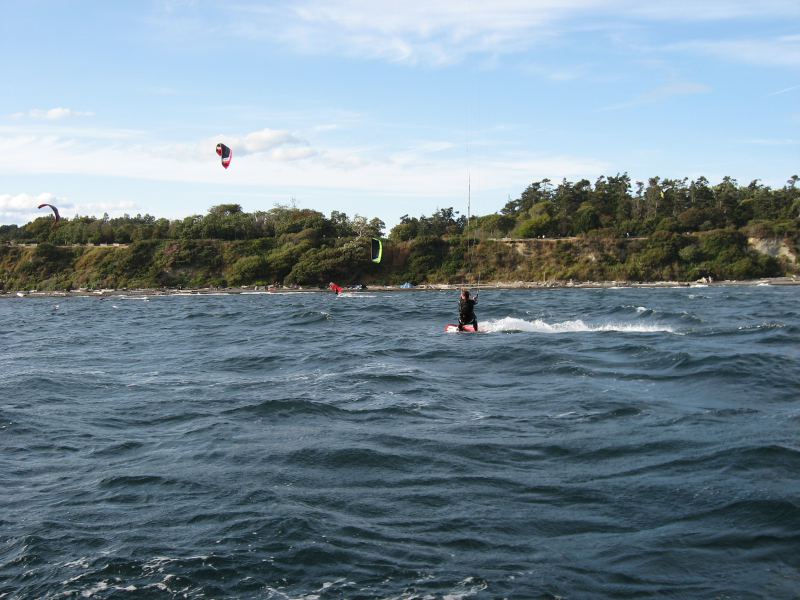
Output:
[{"xmin": 444, "ymin": 324, "xmax": 477, "ymax": 333}]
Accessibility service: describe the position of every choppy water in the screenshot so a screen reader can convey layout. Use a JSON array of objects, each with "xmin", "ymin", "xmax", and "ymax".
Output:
[{"xmin": 1, "ymin": 286, "xmax": 799, "ymax": 599}]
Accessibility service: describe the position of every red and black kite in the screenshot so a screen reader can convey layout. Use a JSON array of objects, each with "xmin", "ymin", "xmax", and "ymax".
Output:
[{"xmin": 216, "ymin": 143, "xmax": 232, "ymax": 169}]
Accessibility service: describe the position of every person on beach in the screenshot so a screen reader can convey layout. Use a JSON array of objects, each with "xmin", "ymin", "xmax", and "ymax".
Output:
[{"xmin": 458, "ymin": 289, "xmax": 478, "ymax": 332}]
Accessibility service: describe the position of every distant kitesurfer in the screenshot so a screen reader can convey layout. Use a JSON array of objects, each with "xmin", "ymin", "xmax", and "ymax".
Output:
[
  {"xmin": 458, "ymin": 289, "xmax": 478, "ymax": 332},
  {"xmin": 329, "ymin": 282, "xmax": 343, "ymax": 295}
]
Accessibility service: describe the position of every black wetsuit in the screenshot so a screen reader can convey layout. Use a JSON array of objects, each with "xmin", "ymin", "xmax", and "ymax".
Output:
[{"xmin": 458, "ymin": 298, "xmax": 478, "ymax": 331}]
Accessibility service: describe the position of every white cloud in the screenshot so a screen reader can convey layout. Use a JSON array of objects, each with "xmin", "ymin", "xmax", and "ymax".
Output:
[
  {"xmin": 671, "ymin": 35, "xmax": 800, "ymax": 68},
  {"xmin": 219, "ymin": 0, "xmax": 800, "ymax": 67},
  {"xmin": 742, "ymin": 138, "xmax": 799, "ymax": 146},
  {"xmin": 241, "ymin": 128, "xmax": 305, "ymax": 153},
  {"xmin": 0, "ymin": 124, "xmax": 145, "ymax": 141},
  {"xmin": 417, "ymin": 141, "xmax": 458, "ymax": 153},
  {"xmin": 0, "ymin": 192, "xmax": 70, "ymax": 223},
  {"xmin": 767, "ymin": 84, "xmax": 800, "ymax": 97},
  {"xmin": 75, "ymin": 200, "xmax": 139, "ymax": 215},
  {"xmin": 522, "ymin": 62, "xmax": 600, "ymax": 82},
  {"xmin": 142, "ymin": 86, "xmax": 181, "ymax": 96},
  {"xmin": 235, "ymin": 0, "xmax": 593, "ymax": 66},
  {"xmin": 212, "ymin": 127, "xmax": 312, "ymax": 159},
  {"xmin": 269, "ymin": 146, "xmax": 318, "ymax": 161},
  {"xmin": 0, "ymin": 192, "xmax": 66, "ymax": 212},
  {"xmin": 598, "ymin": 81, "xmax": 711, "ymax": 111},
  {"xmin": 0, "ymin": 191, "xmax": 141, "ymax": 224},
  {"xmin": 620, "ymin": 0, "xmax": 800, "ymax": 21},
  {"xmin": 0, "ymin": 126, "xmax": 607, "ymax": 213},
  {"xmin": 309, "ymin": 124, "xmax": 341, "ymax": 133},
  {"xmin": 11, "ymin": 108, "xmax": 94, "ymax": 121}
]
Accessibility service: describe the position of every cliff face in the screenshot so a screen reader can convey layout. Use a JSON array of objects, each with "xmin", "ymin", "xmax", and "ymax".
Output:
[
  {"xmin": 0, "ymin": 241, "xmax": 229, "ymax": 292},
  {"xmin": 0, "ymin": 232, "xmax": 795, "ymax": 292},
  {"xmin": 473, "ymin": 232, "xmax": 791, "ymax": 283},
  {"xmin": 748, "ymin": 237, "xmax": 798, "ymax": 266}
]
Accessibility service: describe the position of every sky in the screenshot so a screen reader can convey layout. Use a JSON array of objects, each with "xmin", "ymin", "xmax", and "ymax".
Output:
[{"xmin": 1, "ymin": 0, "xmax": 798, "ymax": 230}]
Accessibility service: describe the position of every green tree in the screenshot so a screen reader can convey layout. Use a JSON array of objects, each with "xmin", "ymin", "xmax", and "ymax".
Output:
[
  {"xmin": 228, "ymin": 255, "xmax": 271, "ymax": 285},
  {"xmin": 574, "ymin": 202, "xmax": 600, "ymax": 233}
]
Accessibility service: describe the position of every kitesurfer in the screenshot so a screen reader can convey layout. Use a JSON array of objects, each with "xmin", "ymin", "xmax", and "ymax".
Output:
[
  {"xmin": 458, "ymin": 289, "xmax": 478, "ymax": 332},
  {"xmin": 329, "ymin": 282, "xmax": 343, "ymax": 295}
]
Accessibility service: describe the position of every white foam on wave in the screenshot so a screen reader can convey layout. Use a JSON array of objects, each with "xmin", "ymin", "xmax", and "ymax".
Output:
[
  {"xmin": 337, "ymin": 293, "xmax": 377, "ymax": 298},
  {"xmin": 63, "ymin": 557, "xmax": 90, "ymax": 569},
  {"xmin": 622, "ymin": 304, "xmax": 649, "ymax": 313},
  {"xmin": 480, "ymin": 316, "xmax": 675, "ymax": 334},
  {"xmin": 443, "ymin": 577, "xmax": 488, "ymax": 600},
  {"xmin": 79, "ymin": 580, "xmax": 109, "ymax": 597},
  {"xmin": 738, "ymin": 322, "xmax": 784, "ymax": 331}
]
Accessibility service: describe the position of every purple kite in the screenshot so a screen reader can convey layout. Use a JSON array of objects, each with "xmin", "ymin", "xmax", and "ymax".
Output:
[{"xmin": 37, "ymin": 203, "xmax": 60, "ymax": 223}]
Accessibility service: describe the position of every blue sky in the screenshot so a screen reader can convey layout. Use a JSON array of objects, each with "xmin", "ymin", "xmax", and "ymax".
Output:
[{"xmin": 1, "ymin": 0, "xmax": 798, "ymax": 229}]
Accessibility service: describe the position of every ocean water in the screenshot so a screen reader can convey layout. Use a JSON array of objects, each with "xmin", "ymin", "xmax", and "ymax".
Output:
[{"xmin": 1, "ymin": 286, "xmax": 799, "ymax": 599}]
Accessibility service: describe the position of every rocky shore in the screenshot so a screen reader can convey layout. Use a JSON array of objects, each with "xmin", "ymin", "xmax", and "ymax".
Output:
[{"xmin": 3, "ymin": 276, "xmax": 798, "ymax": 299}]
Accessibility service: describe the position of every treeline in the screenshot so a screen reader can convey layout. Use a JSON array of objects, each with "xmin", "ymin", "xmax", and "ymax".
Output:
[
  {"xmin": 0, "ymin": 204, "xmax": 384, "ymax": 246},
  {"xmin": 3, "ymin": 175, "xmax": 798, "ymax": 246},
  {"xmin": 391, "ymin": 174, "xmax": 800, "ymax": 241},
  {"xmin": 383, "ymin": 174, "xmax": 799, "ymax": 283},
  {"xmin": 0, "ymin": 204, "xmax": 389, "ymax": 290},
  {"xmin": 0, "ymin": 175, "xmax": 798, "ymax": 291},
  {"xmin": 0, "ymin": 235, "xmax": 388, "ymax": 291}
]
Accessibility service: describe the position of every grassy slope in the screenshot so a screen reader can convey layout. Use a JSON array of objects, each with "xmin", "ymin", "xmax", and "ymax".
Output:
[{"xmin": 1, "ymin": 232, "xmax": 796, "ymax": 292}]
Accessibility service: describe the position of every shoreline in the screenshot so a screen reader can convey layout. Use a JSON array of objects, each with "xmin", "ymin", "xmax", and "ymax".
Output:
[{"xmin": 2, "ymin": 276, "xmax": 798, "ymax": 298}]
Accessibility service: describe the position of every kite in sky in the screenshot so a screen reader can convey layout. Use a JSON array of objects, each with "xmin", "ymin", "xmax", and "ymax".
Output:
[
  {"xmin": 37, "ymin": 203, "xmax": 60, "ymax": 223},
  {"xmin": 216, "ymin": 143, "xmax": 232, "ymax": 169}
]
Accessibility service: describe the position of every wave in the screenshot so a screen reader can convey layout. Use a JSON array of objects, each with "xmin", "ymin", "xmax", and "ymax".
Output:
[
  {"xmin": 480, "ymin": 316, "xmax": 676, "ymax": 334},
  {"xmin": 90, "ymin": 440, "xmax": 145, "ymax": 457},
  {"xmin": 208, "ymin": 354, "xmax": 283, "ymax": 372},
  {"xmin": 257, "ymin": 291, "xmax": 317, "ymax": 295},
  {"xmin": 737, "ymin": 322, "xmax": 785, "ymax": 332},
  {"xmin": 221, "ymin": 398, "xmax": 346, "ymax": 419},
  {"xmin": 289, "ymin": 310, "xmax": 332, "ymax": 325},
  {"xmin": 284, "ymin": 446, "xmax": 415, "ymax": 471},
  {"xmin": 607, "ymin": 304, "xmax": 653, "ymax": 317},
  {"xmin": 2, "ymin": 286, "xmax": 797, "ymax": 600},
  {"xmin": 337, "ymin": 293, "xmax": 378, "ymax": 298}
]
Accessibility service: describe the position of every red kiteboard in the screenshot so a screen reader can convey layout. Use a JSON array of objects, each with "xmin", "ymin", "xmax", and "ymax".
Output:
[{"xmin": 444, "ymin": 324, "xmax": 477, "ymax": 333}]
